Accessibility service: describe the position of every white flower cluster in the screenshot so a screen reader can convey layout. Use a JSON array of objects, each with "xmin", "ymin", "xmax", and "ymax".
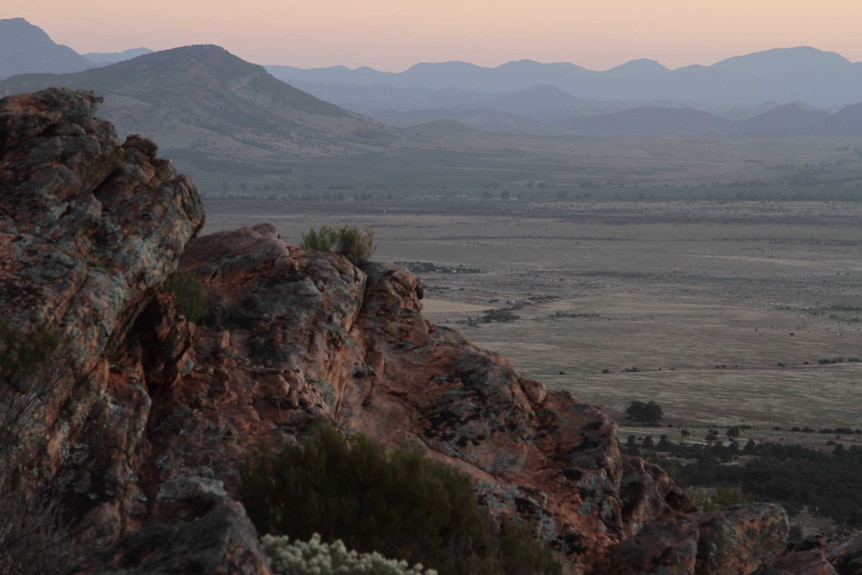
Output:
[{"xmin": 261, "ymin": 533, "xmax": 438, "ymax": 575}]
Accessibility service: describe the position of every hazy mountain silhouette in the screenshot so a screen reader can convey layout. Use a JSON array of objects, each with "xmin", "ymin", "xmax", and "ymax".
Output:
[
  {"xmin": 737, "ymin": 104, "xmax": 832, "ymax": 137},
  {"xmin": 829, "ymin": 103, "xmax": 862, "ymax": 135},
  {"xmin": 83, "ymin": 47, "xmax": 153, "ymax": 64},
  {"xmin": 0, "ymin": 18, "xmax": 93, "ymax": 80},
  {"xmin": 268, "ymin": 47, "xmax": 862, "ymax": 115},
  {"xmin": 574, "ymin": 107, "xmax": 736, "ymax": 137}
]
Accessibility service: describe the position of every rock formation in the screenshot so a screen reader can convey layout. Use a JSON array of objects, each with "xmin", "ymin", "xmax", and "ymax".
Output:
[{"xmin": 0, "ymin": 88, "xmax": 858, "ymax": 574}]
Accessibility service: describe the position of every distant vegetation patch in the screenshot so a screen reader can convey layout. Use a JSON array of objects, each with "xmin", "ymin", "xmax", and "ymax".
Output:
[
  {"xmin": 399, "ymin": 261, "xmax": 482, "ymax": 274},
  {"xmin": 549, "ymin": 310, "xmax": 601, "ymax": 320},
  {"xmin": 625, "ymin": 400, "xmax": 664, "ymax": 425},
  {"xmin": 649, "ymin": 437, "xmax": 862, "ymax": 530}
]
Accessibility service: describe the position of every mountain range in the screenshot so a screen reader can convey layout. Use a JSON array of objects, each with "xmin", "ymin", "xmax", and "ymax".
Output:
[
  {"xmin": 2, "ymin": 17, "xmax": 862, "ymax": 148},
  {"xmin": 267, "ymin": 46, "xmax": 862, "ymax": 111}
]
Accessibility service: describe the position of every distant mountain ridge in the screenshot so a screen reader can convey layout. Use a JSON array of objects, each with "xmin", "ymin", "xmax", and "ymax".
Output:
[
  {"xmin": 83, "ymin": 47, "xmax": 153, "ymax": 64},
  {"xmin": 267, "ymin": 47, "xmax": 862, "ymax": 110},
  {"xmin": 266, "ymin": 47, "xmax": 862, "ymax": 134}
]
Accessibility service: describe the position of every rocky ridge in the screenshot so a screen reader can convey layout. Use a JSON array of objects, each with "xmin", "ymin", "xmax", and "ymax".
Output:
[{"xmin": 0, "ymin": 88, "xmax": 859, "ymax": 574}]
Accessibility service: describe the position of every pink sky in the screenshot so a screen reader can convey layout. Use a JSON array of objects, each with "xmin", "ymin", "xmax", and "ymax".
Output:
[{"xmin": 4, "ymin": 0, "xmax": 861, "ymax": 71}]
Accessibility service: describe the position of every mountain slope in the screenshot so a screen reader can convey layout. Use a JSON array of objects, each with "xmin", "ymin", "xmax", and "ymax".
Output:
[{"xmin": 0, "ymin": 18, "xmax": 94, "ymax": 80}]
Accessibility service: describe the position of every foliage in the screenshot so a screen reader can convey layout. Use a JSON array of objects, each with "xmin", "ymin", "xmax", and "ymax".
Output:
[
  {"xmin": 300, "ymin": 224, "xmax": 339, "ymax": 252},
  {"xmin": 165, "ymin": 271, "xmax": 208, "ymax": 323},
  {"xmin": 480, "ymin": 309, "xmax": 520, "ymax": 323},
  {"xmin": 652, "ymin": 438, "xmax": 862, "ymax": 527},
  {"xmin": 625, "ymin": 400, "xmax": 663, "ymax": 425},
  {"xmin": 300, "ymin": 225, "xmax": 376, "ymax": 265},
  {"xmin": 240, "ymin": 425, "xmax": 561, "ymax": 575},
  {"xmin": 262, "ymin": 533, "xmax": 437, "ymax": 575},
  {"xmin": 0, "ymin": 317, "xmax": 59, "ymax": 390}
]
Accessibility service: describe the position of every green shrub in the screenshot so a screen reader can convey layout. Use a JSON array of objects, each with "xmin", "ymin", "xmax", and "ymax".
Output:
[
  {"xmin": 300, "ymin": 225, "xmax": 375, "ymax": 265},
  {"xmin": 625, "ymin": 400, "xmax": 663, "ymax": 425},
  {"xmin": 0, "ymin": 317, "xmax": 58, "ymax": 390},
  {"xmin": 165, "ymin": 271, "xmax": 207, "ymax": 323},
  {"xmin": 240, "ymin": 425, "xmax": 560, "ymax": 575},
  {"xmin": 261, "ymin": 533, "xmax": 437, "ymax": 575},
  {"xmin": 300, "ymin": 224, "xmax": 339, "ymax": 252}
]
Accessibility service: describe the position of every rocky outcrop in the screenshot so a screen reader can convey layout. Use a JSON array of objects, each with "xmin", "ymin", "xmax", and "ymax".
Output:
[
  {"xmin": 71, "ymin": 500, "xmax": 271, "ymax": 575},
  {"xmin": 0, "ymin": 88, "xmax": 856, "ymax": 574},
  {"xmin": 0, "ymin": 87, "xmax": 206, "ymax": 548}
]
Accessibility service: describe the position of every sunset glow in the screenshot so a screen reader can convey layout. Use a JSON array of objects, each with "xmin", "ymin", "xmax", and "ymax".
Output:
[{"xmin": 4, "ymin": 0, "xmax": 862, "ymax": 71}]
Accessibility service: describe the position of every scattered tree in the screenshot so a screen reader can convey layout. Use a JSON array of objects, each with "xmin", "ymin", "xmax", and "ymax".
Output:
[{"xmin": 625, "ymin": 400, "xmax": 663, "ymax": 425}]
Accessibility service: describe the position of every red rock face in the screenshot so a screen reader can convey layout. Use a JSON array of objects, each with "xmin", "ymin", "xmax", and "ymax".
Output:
[{"xmin": 2, "ymin": 88, "xmax": 853, "ymax": 574}]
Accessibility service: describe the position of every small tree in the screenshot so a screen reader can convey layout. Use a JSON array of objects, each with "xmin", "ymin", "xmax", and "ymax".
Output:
[
  {"xmin": 625, "ymin": 400, "xmax": 663, "ymax": 425},
  {"xmin": 300, "ymin": 225, "xmax": 376, "ymax": 265},
  {"xmin": 164, "ymin": 271, "xmax": 208, "ymax": 323}
]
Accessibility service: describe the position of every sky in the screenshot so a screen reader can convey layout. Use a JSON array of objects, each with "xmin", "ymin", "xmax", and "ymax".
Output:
[{"xmin": 4, "ymin": 0, "xmax": 862, "ymax": 71}]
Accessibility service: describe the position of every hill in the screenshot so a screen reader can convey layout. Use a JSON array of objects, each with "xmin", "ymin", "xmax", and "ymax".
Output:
[
  {"xmin": 0, "ymin": 18, "xmax": 93, "ymax": 80},
  {"xmin": 0, "ymin": 45, "xmax": 404, "ymax": 190}
]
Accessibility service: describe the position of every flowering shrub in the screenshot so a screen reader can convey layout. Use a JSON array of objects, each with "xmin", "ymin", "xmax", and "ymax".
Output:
[
  {"xmin": 261, "ymin": 533, "xmax": 437, "ymax": 575},
  {"xmin": 241, "ymin": 425, "xmax": 561, "ymax": 575}
]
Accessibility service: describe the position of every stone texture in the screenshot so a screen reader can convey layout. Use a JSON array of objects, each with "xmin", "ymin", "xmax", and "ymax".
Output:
[
  {"xmin": 694, "ymin": 504, "xmax": 789, "ymax": 575},
  {"xmin": 70, "ymin": 500, "xmax": 271, "ymax": 575}
]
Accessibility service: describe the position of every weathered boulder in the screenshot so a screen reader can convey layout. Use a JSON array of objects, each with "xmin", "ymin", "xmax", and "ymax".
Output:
[
  {"xmin": 70, "ymin": 500, "xmax": 271, "ymax": 575},
  {"xmin": 762, "ymin": 532, "xmax": 862, "ymax": 575},
  {"xmin": 0, "ymin": 88, "xmax": 206, "ymax": 553}
]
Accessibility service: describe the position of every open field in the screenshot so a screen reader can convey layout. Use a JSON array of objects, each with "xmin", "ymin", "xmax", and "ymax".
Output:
[
  {"xmin": 204, "ymin": 196, "xmax": 862, "ymax": 452},
  {"xmin": 194, "ymin": 134, "xmax": 862, "ymax": 197}
]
